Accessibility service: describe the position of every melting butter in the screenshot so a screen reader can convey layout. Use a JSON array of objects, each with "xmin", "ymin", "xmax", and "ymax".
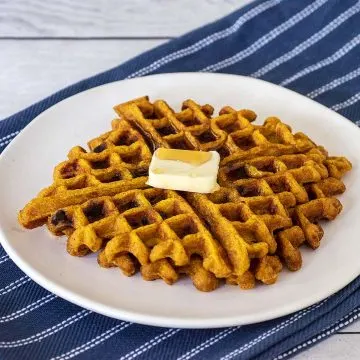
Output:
[
  {"xmin": 147, "ymin": 149, "xmax": 220, "ymax": 193},
  {"xmin": 156, "ymin": 148, "xmax": 212, "ymax": 165}
]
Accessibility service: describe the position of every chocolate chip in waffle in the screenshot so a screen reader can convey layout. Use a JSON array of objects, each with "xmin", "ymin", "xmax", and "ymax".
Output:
[
  {"xmin": 47, "ymin": 188, "xmax": 232, "ymax": 292},
  {"xmin": 18, "ymin": 120, "xmax": 152, "ymax": 229}
]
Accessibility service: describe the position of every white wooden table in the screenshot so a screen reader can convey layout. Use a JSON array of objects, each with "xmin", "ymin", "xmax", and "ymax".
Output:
[{"xmin": 1, "ymin": 1, "xmax": 359, "ymax": 358}]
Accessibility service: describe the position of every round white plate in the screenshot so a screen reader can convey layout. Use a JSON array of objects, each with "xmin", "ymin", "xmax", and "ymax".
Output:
[{"xmin": 0, "ymin": 73, "xmax": 359, "ymax": 328}]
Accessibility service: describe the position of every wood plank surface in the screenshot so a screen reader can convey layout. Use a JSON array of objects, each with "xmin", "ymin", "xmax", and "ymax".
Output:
[
  {"xmin": 0, "ymin": 40, "xmax": 163, "ymax": 118},
  {"xmin": 294, "ymin": 334, "xmax": 360, "ymax": 360},
  {"xmin": 0, "ymin": 0, "xmax": 248, "ymax": 38}
]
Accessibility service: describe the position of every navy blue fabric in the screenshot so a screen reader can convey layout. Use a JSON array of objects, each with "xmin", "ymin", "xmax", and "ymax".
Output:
[{"xmin": 1, "ymin": 0, "xmax": 360, "ymax": 359}]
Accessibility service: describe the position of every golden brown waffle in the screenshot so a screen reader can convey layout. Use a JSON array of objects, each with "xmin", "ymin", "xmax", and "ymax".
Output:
[
  {"xmin": 186, "ymin": 187, "xmax": 293, "ymax": 277},
  {"xmin": 114, "ymin": 96, "xmax": 226, "ymax": 152},
  {"xmin": 276, "ymin": 227, "xmax": 305, "ymax": 271},
  {"xmin": 276, "ymin": 196, "xmax": 343, "ymax": 273},
  {"xmin": 215, "ymin": 149, "xmax": 349, "ymax": 271},
  {"xmin": 213, "ymin": 106, "xmax": 317, "ymax": 165},
  {"xmin": 272, "ymin": 177, "xmax": 345, "ymax": 272},
  {"xmin": 19, "ymin": 120, "xmax": 152, "ymax": 229},
  {"xmin": 113, "ymin": 96, "xmax": 318, "ymax": 165},
  {"xmin": 226, "ymin": 255, "xmax": 283, "ymax": 289},
  {"xmin": 325, "ymin": 156, "xmax": 353, "ymax": 179},
  {"xmin": 18, "ymin": 96, "xmax": 353, "ymax": 292},
  {"xmin": 218, "ymin": 153, "xmax": 328, "ymax": 183},
  {"xmin": 219, "ymin": 196, "xmax": 342, "ymax": 290},
  {"xmin": 47, "ymin": 188, "xmax": 232, "ymax": 291},
  {"xmin": 218, "ymin": 153, "xmax": 327, "ymax": 204},
  {"xmin": 218, "ymin": 152, "xmax": 347, "ymax": 268},
  {"xmin": 274, "ymin": 197, "xmax": 342, "ymax": 275},
  {"xmin": 142, "ymin": 257, "xmax": 220, "ymax": 292},
  {"xmin": 218, "ymin": 152, "xmax": 350, "ymax": 202},
  {"xmin": 291, "ymin": 197, "xmax": 342, "ymax": 248},
  {"xmin": 187, "ymin": 180, "xmax": 343, "ymax": 286}
]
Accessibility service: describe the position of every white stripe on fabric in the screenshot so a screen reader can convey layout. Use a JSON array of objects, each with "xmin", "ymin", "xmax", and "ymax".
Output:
[
  {"xmin": 308, "ymin": 66, "xmax": 360, "ymax": 98},
  {"xmin": 0, "ymin": 131, "xmax": 19, "ymax": 143},
  {"xmin": 201, "ymin": 0, "xmax": 327, "ymax": 73},
  {"xmin": 126, "ymin": 0, "xmax": 284, "ymax": 79},
  {"xmin": 177, "ymin": 327, "xmax": 240, "ymax": 360},
  {"xmin": 0, "ymin": 294, "xmax": 57, "ymax": 323},
  {"xmin": 0, "ymin": 138, "xmax": 14, "ymax": 148},
  {"xmin": 0, "ymin": 310, "xmax": 91, "ymax": 348},
  {"xmin": 252, "ymin": 3, "xmax": 360, "ymax": 78},
  {"xmin": 51, "ymin": 322, "xmax": 132, "ymax": 360},
  {"xmin": 119, "ymin": 328, "xmax": 181, "ymax": 360},
  {"xmin": 221, "ymin": 298, "xmax": 329, "ymax": 360},
  {"xmin": 281, "ymin": 33, "xmax": 360, "ymax": 86},
  {"xmin": 0, "ymin": 276, "xmax": 31, "ymax": 296},
  {"xmin": 0, "ymin": 255, "xmax": 9, "ymax": 265},
  {"xmin": 273, "ymin": 307, "xmax": 360, "ymax": 360},
  {"xmin": 331, "ymin": 92, "xmax": 360, "ymax": 111}
]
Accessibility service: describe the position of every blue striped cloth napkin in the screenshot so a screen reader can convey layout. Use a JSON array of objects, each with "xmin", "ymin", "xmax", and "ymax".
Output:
[{"xmin": 1, "ymin": 0, "xmax": 360, "ymax": 359}]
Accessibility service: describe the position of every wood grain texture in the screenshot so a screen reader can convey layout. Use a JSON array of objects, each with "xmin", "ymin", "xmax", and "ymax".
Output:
[
  {"xmin": 293, "ymin": 334, "xmax": 360, "ymax": 359},
  {"xmin": 0, "ymin": 0, "xmax": 251, "ymax": 38},
  {"xmin": 339, "ymin": 320, "xmax": 360, "ymax": 332},
  {"xmin": 0, "ymin": 40, "xmax": 163, "ymax": 118}
]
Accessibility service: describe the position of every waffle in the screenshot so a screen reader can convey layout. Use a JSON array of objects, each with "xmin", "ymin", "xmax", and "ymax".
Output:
[
  {"xmin": 113, "ymin": 97, "xmax": 318, "ymax": 165},
  {"xmin": 213, "ymin": 107, "xmax": 317, "ymax": 165},
  {"xmin": 217, "ymin": 152, "xmax": 348, "ymax": 276},
  {"xmin": 47, "ymin": 188, "xmax": 232, "ymax": 292},
  {"xmin": 18, "ymin": 96, "xmax": 353, "ymax": 292},
  {"xmin": 186, "ymin": 187, "xmax": 293, "ymax": 277},
  {"xmin": 187, "ymin": 175, "xmax": 344, "ymax": 286},
  {"xmin": 141, "ymin": 257, "xmax": 220, "ymax": 292},
  {"xmin": 218, "ymin": 153, "xmax": 351, "ymax": 204},
  {"xmin": 325, "ymin": 156, "xmax": 353, "ymax": 179},
  {"xmin": 218, "ymin": 154, "xmax": 325, "ymax": 204},
  {"xmin": 218, "ymin": 153, "xmax": 328, "ymax": 183},
  {"xmin": 270, "ymin": 180, "xmax": 344, "ymax": 275},
  {"xmin": 226, "ymin": 255, "xmax": 283, "ymax": 289},
  {"xmin": 19, "ymin": 120, "xmax": 152, "ymax": 229},
  {"xmin": 114, "ymin": 97, "xmax": 225, "ymax": 152}
]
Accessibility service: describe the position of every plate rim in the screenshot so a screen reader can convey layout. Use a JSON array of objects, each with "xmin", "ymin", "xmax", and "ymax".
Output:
[{"xmin": 1, "ymin": 72, "xmax": 360, "ymax": 328}]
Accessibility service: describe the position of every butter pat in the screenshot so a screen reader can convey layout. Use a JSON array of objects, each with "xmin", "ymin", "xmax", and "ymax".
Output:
[
  {"xmin": 156, "ymin": 148, "xmax": 212, "ymax": 165},
  {"xmin": 147, "ymin": 148, "xmax": 220, "ymax": 193}
]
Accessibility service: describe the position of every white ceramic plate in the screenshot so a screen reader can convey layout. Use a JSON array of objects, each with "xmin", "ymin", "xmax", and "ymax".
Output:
[{"xmin": 1, "ymin": 73, "xmax": 359, "ymax": 328}]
